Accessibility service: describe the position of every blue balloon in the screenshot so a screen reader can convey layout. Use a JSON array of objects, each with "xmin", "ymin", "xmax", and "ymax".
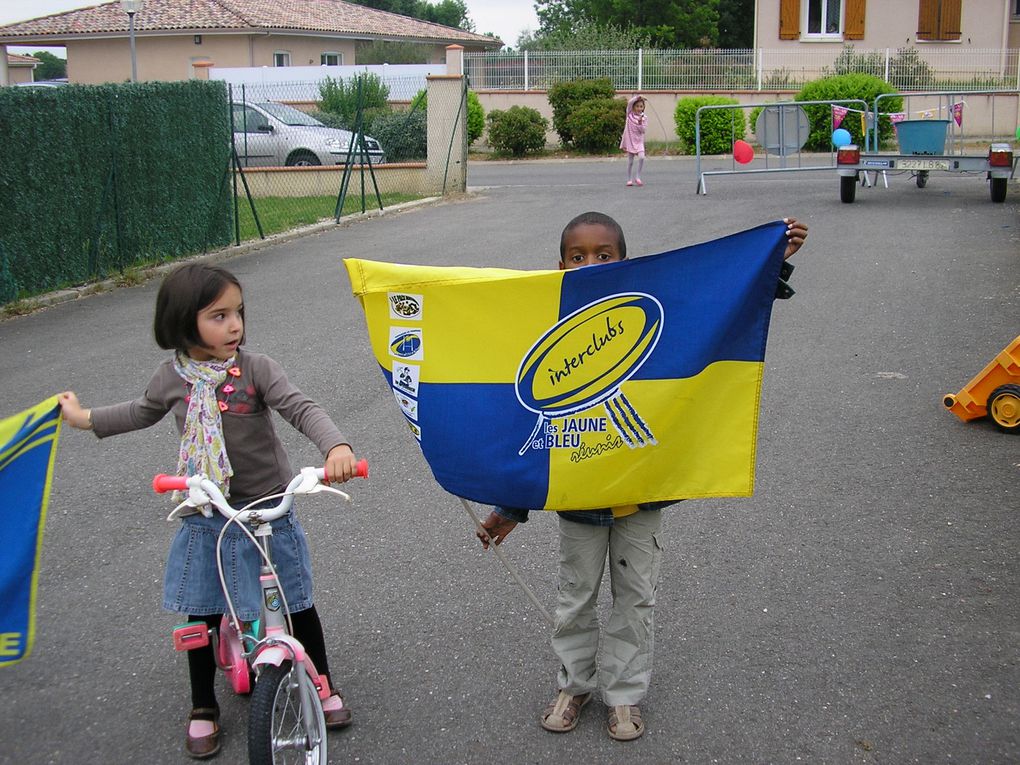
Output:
[{"xmin": 832, "ymin": 128, "xmax": 852, "ymax": 148}]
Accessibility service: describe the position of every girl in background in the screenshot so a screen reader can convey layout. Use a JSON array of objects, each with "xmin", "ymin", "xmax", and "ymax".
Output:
[{"xmin": 620, "ymin": 95, "xmax": 647, "ymax": 187}]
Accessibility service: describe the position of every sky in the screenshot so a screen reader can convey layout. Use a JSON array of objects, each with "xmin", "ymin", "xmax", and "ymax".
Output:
[{"xmin": 0, "ymin": 0, "xmax": 540, "ymax": 57}]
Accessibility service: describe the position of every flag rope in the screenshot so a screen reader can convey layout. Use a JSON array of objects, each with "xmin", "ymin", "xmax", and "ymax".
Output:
[{"xmin": 460, "ymin": 497, "xmax": 555, "ymax": 627}]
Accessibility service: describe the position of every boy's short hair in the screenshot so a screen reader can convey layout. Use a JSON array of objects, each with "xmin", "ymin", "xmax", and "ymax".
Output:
[
  {"xmin": 153, "ymin": 263, "xmax": 244, "ymax": 353},
  {"xmin": 559, "ymin": 211, "xmax": 627, "ymax": 261}
]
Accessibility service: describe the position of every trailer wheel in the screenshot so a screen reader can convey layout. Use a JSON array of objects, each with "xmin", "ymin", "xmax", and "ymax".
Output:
[
  {"xmin": 915, "ymin": 171, "xmax": 928, "ymax": 189},
  {"xmin": 840, "ymin": 174, "xmax": 858, "ymax": 203},
  {"xmin": 987, "ymin": 384, "xmax": 1020, "ymax": 432},
  {"xmin": 989, "ymin": 177, "xmax": 1007, "ymax": 203}
]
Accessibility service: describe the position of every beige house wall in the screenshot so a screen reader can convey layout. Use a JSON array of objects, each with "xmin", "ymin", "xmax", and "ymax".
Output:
[
  {"xmin": 237, "ymin": 163, "xmax": 430, "ymax": 198},
  {"xmin": 66, "ymin": 34, "xmax": 451, "ymax": 84},
  {"xmin": 757, "ymin": 0, "xmax": 1010, "ymax": 49}
]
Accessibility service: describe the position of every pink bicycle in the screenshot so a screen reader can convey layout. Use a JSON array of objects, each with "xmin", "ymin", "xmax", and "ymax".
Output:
[{"xmin": 154, "ymin": 460, "xmax": 367, "ymax": 765}]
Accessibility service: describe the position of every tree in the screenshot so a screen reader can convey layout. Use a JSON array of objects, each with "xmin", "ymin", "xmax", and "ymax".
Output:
[
  {"xmin": 521, "ymin": 18, "xmax": 650, "ymax": 50},
  {"xmin": 348, "ymin": 0, "xmax": 475, "ymax": 31},
  {"xmin": 717, "ymin": 0, "xmax": 754, "ymax": 48},
  {"xmin": 534, "ymin": 0, "xmax": 720, "ymax": 48},
  {"xmin": 30, "ymin": 51, "xmax": 66, "ymax": 81}
]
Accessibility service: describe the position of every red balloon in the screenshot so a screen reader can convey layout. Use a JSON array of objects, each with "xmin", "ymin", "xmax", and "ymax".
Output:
[{"xmin": 733, "ymin": 139, "xmax": 753, "ymax": 164}]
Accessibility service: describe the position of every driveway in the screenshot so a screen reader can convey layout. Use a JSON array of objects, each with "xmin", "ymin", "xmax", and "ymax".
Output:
[{"xmin": 0, "ymin": 158, "xmax": 1017, "ymax": 764}]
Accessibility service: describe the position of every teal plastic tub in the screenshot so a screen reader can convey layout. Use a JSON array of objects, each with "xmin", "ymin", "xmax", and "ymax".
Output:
[{"xmin": 896, "ymin": 119, "xmax": 949, "ymax": 155}]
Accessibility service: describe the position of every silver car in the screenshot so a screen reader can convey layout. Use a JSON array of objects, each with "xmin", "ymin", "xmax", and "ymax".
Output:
[{"xmin": 231, "ymin": 101, "xmax": 385, "ymax": 167}]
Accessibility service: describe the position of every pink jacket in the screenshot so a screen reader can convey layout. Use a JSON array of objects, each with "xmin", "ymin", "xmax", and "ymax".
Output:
[{"xmin": 619, "ymin": 95, "xmax": 647, "ymax": 154}]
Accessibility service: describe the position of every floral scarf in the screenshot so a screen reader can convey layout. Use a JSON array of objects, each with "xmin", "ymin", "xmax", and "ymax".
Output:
[{"xmin": 174, "ymin": 352, "xmax": 234, "ymax": 494}]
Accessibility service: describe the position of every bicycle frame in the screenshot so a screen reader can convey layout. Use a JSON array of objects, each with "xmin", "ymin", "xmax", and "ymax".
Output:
[{"xmin": 156, "ymin": 462, "xmax": 367, "ymax": 763}]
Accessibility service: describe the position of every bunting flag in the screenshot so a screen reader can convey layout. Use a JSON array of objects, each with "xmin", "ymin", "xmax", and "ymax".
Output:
[
  {"xmin": 831, "ymin": 105, "xmax": 848, "ymax": 129},
  {"xmin": 952, "ymin": 102, "xmax": 964, "ymax": 127},
  {"xmin": 345, "ymin": 221, "xmax": 790, "ymax": 511},
  {"xmin": 0, "ymin": 397, "xmax": 61, "ymax": 667}
]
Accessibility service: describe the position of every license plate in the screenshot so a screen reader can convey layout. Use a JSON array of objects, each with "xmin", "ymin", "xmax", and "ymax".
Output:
[{"xmin": 898, "ymin": 158, "xmax": 950, "ymax": 171}]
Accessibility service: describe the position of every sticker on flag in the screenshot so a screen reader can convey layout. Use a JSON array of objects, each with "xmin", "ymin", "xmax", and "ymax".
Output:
[{"xmin": 345, "ymin": 221, "xmax": 790, "ymax": 510}]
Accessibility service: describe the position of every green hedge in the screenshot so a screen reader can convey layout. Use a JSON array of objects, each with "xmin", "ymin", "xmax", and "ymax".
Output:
[
  {"xmin": 0, "ymin": 80, "xmax": 232, "ymax": 302},
  {"xmin": 795, "ymin": 74, "xmax": 901, "ymax": 151},
  {"xmin": 674, "ymin": 95, "xmax": 745, "ymax": 155}
]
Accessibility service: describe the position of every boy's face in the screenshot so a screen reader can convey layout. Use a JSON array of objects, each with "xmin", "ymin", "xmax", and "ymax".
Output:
[{"xmin": 560, "ymin": 223, "xmax": 625, "ymax": 270}]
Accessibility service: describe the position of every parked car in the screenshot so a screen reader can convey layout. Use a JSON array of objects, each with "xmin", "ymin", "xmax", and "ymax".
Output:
[
  {"xmin": 14, "ymin": 80, "xmax": 68, "ymax": 88},
  {"xmin": 231, "ymin": 101, "xmax": 385, "ymax": 167}
]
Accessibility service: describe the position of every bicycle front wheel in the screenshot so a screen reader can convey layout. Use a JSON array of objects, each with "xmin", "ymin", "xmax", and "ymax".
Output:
[{"xmin": 248, "ymin": 661, "xmax": 327, "ymax": 765}]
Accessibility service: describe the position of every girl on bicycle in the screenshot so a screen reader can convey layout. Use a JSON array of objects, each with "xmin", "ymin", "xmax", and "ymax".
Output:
[{"xmin": 60, "ymin": 262, "xmax": 357, "ymax": 760}]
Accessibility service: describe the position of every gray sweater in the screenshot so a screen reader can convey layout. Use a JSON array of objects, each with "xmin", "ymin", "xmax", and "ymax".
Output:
[{"xmin": 91, "ymin": 349, "xmax": 348, "ymax": 499}]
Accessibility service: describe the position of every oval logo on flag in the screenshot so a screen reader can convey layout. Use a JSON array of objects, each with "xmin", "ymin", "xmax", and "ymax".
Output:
[
  {"xmin": 516, "ymin": 293, "xmax": 663, "ymax": 416},
  {"xmin": 390, "ymin": 331, "xmax": 422, "ymax": 358}
]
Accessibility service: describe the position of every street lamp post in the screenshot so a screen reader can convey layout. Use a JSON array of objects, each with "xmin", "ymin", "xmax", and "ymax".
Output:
[{"xmin": 120, "ymin": 0, "xmax": 144, "ymax": 82}]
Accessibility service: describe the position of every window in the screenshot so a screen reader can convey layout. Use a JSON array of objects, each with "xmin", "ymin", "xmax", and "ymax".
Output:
[
  {"xmin": 321, "ymin": 52, "xmax": 342, "ymax": 66},
  {"xmin": 273, "ymin": 51, "xmax": 291, "ymax": 67},
  {"xmin": 232, "ymin": 105, "xmax": 270, "ymax": 133},
  {"xmin": 917, "ymin": 0, "xmax": 962, "ymax": 41},
  {"xmin": 807, "ymin": 0, "xmax": 842, "ymax": 35},
  {"xmin": 779, "ymin": 0, "xmax": 865, "ymax": 41}
]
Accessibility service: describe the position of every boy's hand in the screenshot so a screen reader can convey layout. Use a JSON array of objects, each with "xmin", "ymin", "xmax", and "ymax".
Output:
[
  {"xmin": 323, "ymin": 444, "xmax": 357, "ymax": 484},
  {"xmin": 783, "ymin": 217, "xmax": 808, "ymax": 260},
  {"xmin": 476, "ymin": 510, "xmax": 518, "ymax": 550},
  {"xmin": 58, "ymin": 391, "xmax": 92, "ymax": 430}
]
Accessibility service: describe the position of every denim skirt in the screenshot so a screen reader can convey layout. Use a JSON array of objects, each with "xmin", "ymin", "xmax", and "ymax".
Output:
[{"xmin": 162, "ymin": 509, "xmax": 315, "ymax": 621}]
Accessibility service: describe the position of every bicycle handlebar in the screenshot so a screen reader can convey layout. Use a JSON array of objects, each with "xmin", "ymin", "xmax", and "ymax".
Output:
[{"xmin": 152, "ymin": 459, "xmax": 368, "ymax": 523}]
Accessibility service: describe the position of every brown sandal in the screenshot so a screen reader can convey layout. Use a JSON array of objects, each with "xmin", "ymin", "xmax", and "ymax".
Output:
[
  {"xmin": 607, "ymin": 705, "xmax": 644, "ymax": 741},
  {"xmin": 185, "ymin": 707, "xmax": 221, "ymax": 760},
  {"xmin": 539, "ymin": 690, "xmax": 591, "ymax": 733}
]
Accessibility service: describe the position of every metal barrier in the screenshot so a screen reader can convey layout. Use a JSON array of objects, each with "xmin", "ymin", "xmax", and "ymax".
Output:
[
  {"xmin": 872, "ymin": 89, "xmax": 1020, "ymax": 151},
  {"xmin": 694, "ymin": 99, "xmax": 869, "ymax": 195}
]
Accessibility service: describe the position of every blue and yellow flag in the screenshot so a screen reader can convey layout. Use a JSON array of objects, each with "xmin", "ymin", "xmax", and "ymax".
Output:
[
  {"xmin": 0, "ymin": 396, "xmax": 61, "ymax": 667},
  {"xmin": 345, "ymin": 221, "xmax": 788, "ymax": 510}
]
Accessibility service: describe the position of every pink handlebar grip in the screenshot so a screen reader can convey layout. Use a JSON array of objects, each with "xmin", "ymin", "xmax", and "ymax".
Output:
[
  {"xmin": 355, "ymin": 458, "xmax": 369, "ymax": 479},
  {"xmin": 153, "ymin": 474, "xmax": 188, "ymax": 493}
]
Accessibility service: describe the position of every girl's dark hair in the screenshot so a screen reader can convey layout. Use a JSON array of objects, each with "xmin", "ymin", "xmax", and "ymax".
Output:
[
  {"xmin": 559, "ymin": 211, "xmax": 627, "ymax": 261},
  {"xmin": 153, "ymin": 263, "xmax": 244, "ymax": 353}
]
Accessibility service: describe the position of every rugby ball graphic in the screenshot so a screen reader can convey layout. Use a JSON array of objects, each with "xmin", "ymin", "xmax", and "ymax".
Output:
[{"xmin": 516, "ymin": 293, "xmax": 663, "ymax": 416}]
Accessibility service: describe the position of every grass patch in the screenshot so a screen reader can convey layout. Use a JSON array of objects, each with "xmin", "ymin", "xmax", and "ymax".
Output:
[{"xmin": 234, "ymin": 193, "xmax": 423, "ymax": 241}]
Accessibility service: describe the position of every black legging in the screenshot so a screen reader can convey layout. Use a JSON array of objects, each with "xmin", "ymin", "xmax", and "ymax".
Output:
[{"xmin": 187, "ymin": 605, "xmax": 333, "ymax": 709}]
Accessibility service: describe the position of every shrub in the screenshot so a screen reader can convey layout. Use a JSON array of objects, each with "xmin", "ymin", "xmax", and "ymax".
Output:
[
  {"xmin": 410, "ymin": 88, "xmax": 485, "ymax": 146},
  {"xmin": 547, "ymin": 78, "xmax": 616, "ymax": 147},
  {"xmin": 486, "ymin": 106, "xmax": 548, "ymax": 157},
  {"xmin": 795, "ymin": 73, "xmax": 901, "ymax": 151},
  {"xmin": 563, "ymin": 97, "xmax": 627, "ymax": 154},
  {"xmin": 366, "ymin": 109, "xmax": 427, "ymax": 162},
  {"xmin": 318, "ymin": 73, "xmax": 390, "ymax": 126},
  {"xmin": 674, "ymin": 96, "xmax": 745, "ymax": 155}
]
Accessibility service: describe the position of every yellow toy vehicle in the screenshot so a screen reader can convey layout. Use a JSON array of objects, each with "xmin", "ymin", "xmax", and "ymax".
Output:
[{"xmin": 943, "ymin": 335, "xmax": 1020, "ymax": 432}]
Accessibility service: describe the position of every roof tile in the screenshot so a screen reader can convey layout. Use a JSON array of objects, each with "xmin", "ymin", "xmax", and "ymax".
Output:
[{"xmin": 0, "ymin": 0, "xmax": 500, "ymax": 45}]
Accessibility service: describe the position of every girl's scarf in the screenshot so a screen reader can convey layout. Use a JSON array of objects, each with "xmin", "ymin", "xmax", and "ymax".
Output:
[{"xmin": 174, "ymin": 352, "xmax": 234, "ymax": 494}]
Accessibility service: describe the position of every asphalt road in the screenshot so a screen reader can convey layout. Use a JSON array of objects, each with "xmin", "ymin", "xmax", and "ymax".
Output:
[{"xmin": 0, "ymin": 157, "xmax": 1017, "ymax": 765}]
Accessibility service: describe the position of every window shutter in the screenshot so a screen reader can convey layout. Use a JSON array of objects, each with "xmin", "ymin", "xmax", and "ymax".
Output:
[
  {"xmin": 940, "ymin": 0, "xmax": 962, "ymax": 39},
  {"xmin": 917, "ymin": 0, "xmax": 937, "ymax": 40},
  {"xmin": 779, "ymin": 0, "xmax": 801, "ymax": 39},
  {"xmin": 844, "ymin": 0, "xmax": 866, "ymax": 39}
]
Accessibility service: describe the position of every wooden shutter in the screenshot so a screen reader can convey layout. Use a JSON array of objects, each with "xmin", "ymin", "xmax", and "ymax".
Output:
[
  {"xmin": 917, "ymin": 0, "xmax": 937, "ymax": 40},
  {"xmin": 779, "ymin": 0, "xmax": 800, "ymax": 39},
  {"xmin": 940, "ymin": 0, "xmax": 962, "ymax": 39},
  {"xmin": 844, "ymin": 0, "xmax": 866, "ymax": 39}
]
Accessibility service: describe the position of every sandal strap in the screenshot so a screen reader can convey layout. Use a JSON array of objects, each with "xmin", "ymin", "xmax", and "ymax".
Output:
[{"xmin": 189, "ymin": 707, "xmax": 220, "ymax": 722}]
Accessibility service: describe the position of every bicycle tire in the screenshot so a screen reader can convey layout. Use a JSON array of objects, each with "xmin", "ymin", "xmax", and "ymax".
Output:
[{"xmin": 248, "ymin": 661, "xmax": 327, "ymax": 765}]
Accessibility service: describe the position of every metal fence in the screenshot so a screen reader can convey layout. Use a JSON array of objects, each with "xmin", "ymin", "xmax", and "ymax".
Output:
[
  {"xmin": 465, "ymin": 47, "xmax": 1020, "ymax": 92},
  {"xmin": 224, "ymin": 76, "xmax": 445, "ymax": 243}
]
